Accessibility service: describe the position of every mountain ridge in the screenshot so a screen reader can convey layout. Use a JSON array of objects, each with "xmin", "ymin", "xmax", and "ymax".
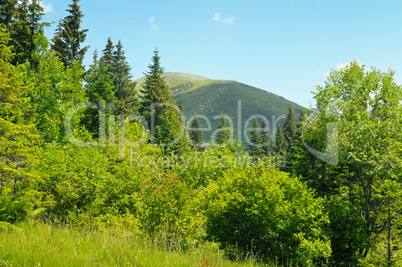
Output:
[{"xmin": 135, "ymin": 72, "xmax": 306, "ymax": 142}]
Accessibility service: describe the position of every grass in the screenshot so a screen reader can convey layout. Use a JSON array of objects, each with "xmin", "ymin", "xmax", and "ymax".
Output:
[{"xmin": 0, "ymin": 221, "xmax": 264, "ymax": 267}]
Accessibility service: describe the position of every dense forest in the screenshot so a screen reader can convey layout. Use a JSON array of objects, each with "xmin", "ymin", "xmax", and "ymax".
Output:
[{"xmin": 1, "ymin": 0, "xmax": 402, "ymax": 266}]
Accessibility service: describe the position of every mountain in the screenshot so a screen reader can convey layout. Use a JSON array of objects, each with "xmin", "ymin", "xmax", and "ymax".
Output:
[{"xmin": 135, "ymin": 72, "xmax": 306, "ymax": 143}]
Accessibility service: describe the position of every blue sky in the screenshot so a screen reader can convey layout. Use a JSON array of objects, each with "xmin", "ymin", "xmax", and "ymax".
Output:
[{"xmin": 41, "ymin": 0, "xmax": 402, "ymax": 108}]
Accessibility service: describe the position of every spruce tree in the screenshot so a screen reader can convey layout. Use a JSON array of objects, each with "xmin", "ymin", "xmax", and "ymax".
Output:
[
  {"xmin": 101, "ymin": 37, "xmax": 114, "ymax": 74},
  {"xmin": 248, "ymin": 118, "xmax": 263, "ymax": 157},
  {"xmin": 11, "ymin": 0, "xmax": 47, "ymax": 66},
  {"xmin": 296, "ymin": 110, "xmax": 305, "ymax": 139},
  {"xmin": 0, "ymin": 27, "xmax": 38, "ymax": 202},
  {"xmin": 215, "ymin": 112, "xmax": 231, "ymax": 145},
  {"xmin": 140, "ymin": 49, "xmax": 172, "ymax": 123},
  {"xmin": 139, "ymin": 49, "xmax": 187, "ymax": 153},
  {"xmin": 274, "ymin": 125, "xmax": 287, "ymax": 154},
  {"xmin": 283, "ymin": 104, "xmax": 297, "ymax": 154},
  {"xmin": 261, "ymin": 119, "xmax": 270, "ymax": 156},
  {"xmin": 84, "ymin": 52, "xmax": 115, "ymax": 137},
  {"xmin": 112, "ymin": 40, "xmax": 138, "ymax": 114},
  {"xmin": 0, "ymin": 0, "xmax": 17, "ymax": 28},
  {"xmin": 51, "ymin": 0, "xmax": 88, "ymax": 68},
  {"xmin": 189, "ymin": 116, "xmax": 203, "ymax": 150}
]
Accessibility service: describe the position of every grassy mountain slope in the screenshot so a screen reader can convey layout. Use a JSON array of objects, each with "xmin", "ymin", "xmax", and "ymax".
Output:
[{"xmin": 135, "ymin": 72, "xmax": 306, "ymax": 143}]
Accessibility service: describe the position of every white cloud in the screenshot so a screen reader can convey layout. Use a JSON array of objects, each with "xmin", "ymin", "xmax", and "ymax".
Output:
[
  {"xmin": 40, "ymin": 1, "xmax": 52, "ymax": 13},
  {"xmin": 336, "ymin": 60, "xmax": 361, "ymax": 70},
  {"xmin": 222, "ymin": 16, "xmax": 235, "ymax": 24},
  {"xmin": 213, "ymin": 12, "xmax": 221, "ymax": 21},
  {"xmin": 323, "ymin": 60, "xmax": 362, "ymax": 77},
  {"xmin": 212, "ymin": 12, "xmax": 235, "ymax": 24},
  {"xmin": 149, "ymin": 17, "xmax": 159, "ymax": 30},
  {"xmin": 336, "ymin": 62, "xmax": 348, "ymax": 70}
]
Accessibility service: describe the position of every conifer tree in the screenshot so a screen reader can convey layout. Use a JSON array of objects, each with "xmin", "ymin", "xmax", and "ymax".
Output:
[
  {"xmin": 274, "ymin": 125, "xmax": 287, "ymax": 154},
  {"xmin": 0, "ymin": 0, "xmax": 17, "ymax": 28},
  {"xmin": 139, "ymin": 49, "xmax": 187, "ymax": 153},
  {"xmin": 189, "ymin": 116, "xmax": 203, "ymax": 150},
  {"xmin": 51, "ymin": 0, "xmax": 88, "ymax": 68},
  {"xmin": 0, "ymin": 27, "xmax": 38, "ymax": 207},
  {"xmin": 101, "ymin": 37, "xmax": 114, "ymax": 74},
  {"xmin": 140, "ymin": 49, "xmax": 172, "ymax": 123},
  {"xmin": 215, "ymin": 112, "xmax": 231, "ymax": 145},
  {"xmin": 283, "ymin": 104, "xmax": 297, "ymax": 153},
  {"xmin": 84, "ymin": 52, "xmax": 115, "ymax": 137},
  {"xmin": 296, "ymin": 109, "xmax": 305, "ymax": 138},
  {"xmin": 248, "ymin": 118, "xmax": 263, "ymax": 157},
  {"xmin": 261, "ymin": 119, "xmax": 270, "ymax": 156},
  {"xmin": 10, "ymin": 0, "xmax": 47, "ymax": 66},
  {"xmin": 112, "ymin": 40, "xmax": 138, "ymax": 114}
]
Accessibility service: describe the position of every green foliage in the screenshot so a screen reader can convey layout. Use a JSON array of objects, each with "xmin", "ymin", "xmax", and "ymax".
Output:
[
  {"xmin": 215, "ymin": 112, "xmax": 231, "ymax": 145},
  {"xmin": 83, "ymin": 53, "xmax": 115, "ymax": 137},
  {"xmin": 101, "ymin": 37, "xmax": 114, "ymax": 73},
  {"xmin": 248, "ymin": 118, "xmax": 264, "ymax": 157},
  {"xmin": 7, "ymin": 0, "xmax": 49, "ymax": 66},
  {"xmin": 0, "ymin": 27, "xmax": 39, "ymax": 223},
  {"xmin": 0, "ymin": 0, "xmax": 17, "ymax": 28},
  {"xmin": 260, "ymin": 119, "xmax": 271, "ymax": 156},
  {"xmin": 4, "ymin": 9, "xmax": 402, "ymax": 266},
  {"xmin": 200, "ymin": 167, "xmax": 331, "ymax": 265},
  {"xmin": 274, "ymin": 125, "xmax": 286, "ymax": 154},
  {"xmin": 24, "ymin": 34, "xmax": 87, "ymax": 143},
  {"xmin": 293, "ymin": 61, "xmax": 402, "ymax": 264},
  {"xmin": 189, "ymin": 116, "xmax": 203, "ymax": 150},
  {"xmin": 283, "ymin": 104, "xmax": 297, "ymax": 154},
  {"xmin": 112, "ymin": 40, "xmax": 139, "ymax": 114}
]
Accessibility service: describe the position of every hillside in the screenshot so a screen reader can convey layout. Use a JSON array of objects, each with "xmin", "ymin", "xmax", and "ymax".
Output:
[{"xmin": 135, "ymin": 72, "xmax": 306, "ymax": 143}]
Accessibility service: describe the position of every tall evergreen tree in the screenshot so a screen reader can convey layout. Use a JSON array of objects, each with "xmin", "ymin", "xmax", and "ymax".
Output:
[
  {"xmin": 215, "ymin": 112, "xmax": 231, "ymax": 145},
  {"xmin": 261, "ymin": 119, "xmax": 270, "ymax": 156},
  {"xmin": 0, "ymin": 27, "xmax": 38, "ymax": 206},
  {"xmin": 274, "ymin": 125, "xmax": 287, "ymax": 154},
  {"xmin": 10, "ymin": 0, "xmax": 47, "ymax": 66},
  {"xmin": 189, "ymin": 116, "xmax": 202, "ymax": 150},
  {"xmin": 51, "ymin": 0, "xmax": 88, "ymax": 68},
  {"xmin": 283, "ymin": 104, "xmax": 297, "ymax": 154},
  {"xmin": 83, "ymin": 52, "xmax": 115, "ymax": 137},
  {"xmin": 111, "ymin": 40, "xmax": 138, "ymax": 114},
  {"xmin": 140, "ymin": 49, "xmax": 171, "ymax": 123},
  {"xmin": 0, "ymin": 0, "xmax": 17, "ymax": 28},
  {"xmin": 248, "ymin": 118, "xmax": 263, "ymax": 157},
  {"xmin": 296, "ymin": 109, "xmax": 306, "ymax": 139},
  {"xmin": 101, "ymin": 37, "xmax": 114, "ymax": 74},
  {"xmin": 139, "ymin": 49, "xmax": 187, "ymax": 153}
]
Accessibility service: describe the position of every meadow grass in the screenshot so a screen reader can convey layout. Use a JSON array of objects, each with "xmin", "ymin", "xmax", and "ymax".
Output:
[{"xmin": 0, "ymin": 221, "xmax": 264, "ymax": 267}]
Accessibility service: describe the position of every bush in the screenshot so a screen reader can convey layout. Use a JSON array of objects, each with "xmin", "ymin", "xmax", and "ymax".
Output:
[{"xmin": 200, "ymin": 167, "xmax": 331, "ymax": 265}]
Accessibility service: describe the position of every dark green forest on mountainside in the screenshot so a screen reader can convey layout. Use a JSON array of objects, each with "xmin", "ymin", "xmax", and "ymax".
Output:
[{"xmin": 1, "ymin": 0, "xmax": 402, "ymax": 266}]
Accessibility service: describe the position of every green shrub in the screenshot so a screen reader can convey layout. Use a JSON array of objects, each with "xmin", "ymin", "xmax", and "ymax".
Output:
[
  {"xmin": 200, "ymin": 167, "xmax": 331, "ymax": 265},
  {"xmin": 135, "ymin": 170, "xmax": 206, "ymax": 249},
  {"xmin": 0, "ymin": 196, "xmax": 30, "ymax": 223}
]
